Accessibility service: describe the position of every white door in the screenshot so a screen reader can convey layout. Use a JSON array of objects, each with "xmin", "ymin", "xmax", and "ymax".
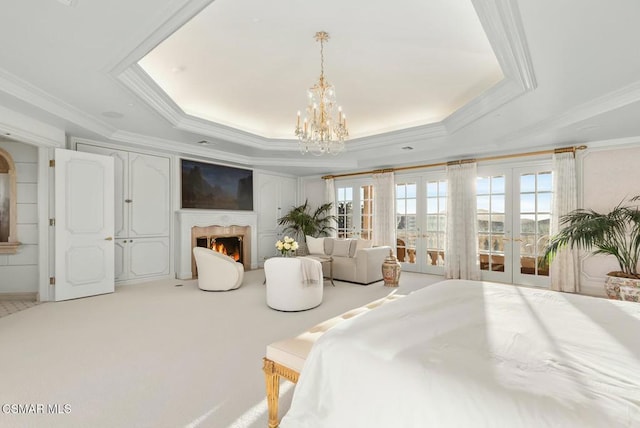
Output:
[
  {"xmin": 394, "ymin": 174, "xmax": 447, "ymax": 275},
  {"xmin": 55, "ymin": 149, "xmax": 115, "ymax": 301},
  {"xmin": 477, "ymin": 163, "xmax": 552, "ymax": 287},
  {"xmin": 335, "ymin": 182, "xmax": 374, "ymax": 240}
]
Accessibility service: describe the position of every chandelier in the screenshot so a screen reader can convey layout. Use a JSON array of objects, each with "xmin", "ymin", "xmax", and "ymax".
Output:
[{"xmin": 295, "ymin": 31, "xmax": 349, "ymax": 156}]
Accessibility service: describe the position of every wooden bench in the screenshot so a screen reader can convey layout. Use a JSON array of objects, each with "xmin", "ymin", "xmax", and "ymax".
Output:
[{"xmin": 262, "ymin": 293, "xmax": 405, "ymax": 428}]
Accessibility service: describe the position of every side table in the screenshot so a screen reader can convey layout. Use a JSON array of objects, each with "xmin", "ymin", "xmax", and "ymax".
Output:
[{"xmin": 306, "ymin": 255, "xmax": 335, "ymax": 286}]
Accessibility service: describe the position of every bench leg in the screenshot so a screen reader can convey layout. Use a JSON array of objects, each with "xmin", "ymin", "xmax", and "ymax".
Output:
[{"xmin": 263, "ymin": 359, "xmax": 280, "ymax": 428}]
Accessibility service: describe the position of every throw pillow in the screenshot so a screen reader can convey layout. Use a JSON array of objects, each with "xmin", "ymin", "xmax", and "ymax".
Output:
[
  {"xmin": 355, "ymin": 239, "xmax": 372, "ymax": 255},
  {"xmin": 306, "ymin": 235, "xmax": 325, "ymax": 255},
  {"xmin": 331, "ymin": 239, "xmax": 352, "ymax": 257},
  {"xmin": 324, "ymin": 237, "xmax": 334, "ymax": 255}
]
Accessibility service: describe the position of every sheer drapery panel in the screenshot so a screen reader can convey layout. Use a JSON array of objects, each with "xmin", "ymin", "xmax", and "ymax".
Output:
[{"xmin": 445, "ymin": 162, "xmax": 480, "ymax": 280}]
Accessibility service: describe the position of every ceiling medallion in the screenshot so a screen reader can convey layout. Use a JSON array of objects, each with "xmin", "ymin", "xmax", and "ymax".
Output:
[{"xmin": 295, "ymin": 31, "xmax": 348, "ymax": 156}]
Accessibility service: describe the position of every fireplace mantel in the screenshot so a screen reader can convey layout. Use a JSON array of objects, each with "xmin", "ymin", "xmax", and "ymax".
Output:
[{"xmin": 176, "ymin": 209, "xmax": 258, "ymax": 279}]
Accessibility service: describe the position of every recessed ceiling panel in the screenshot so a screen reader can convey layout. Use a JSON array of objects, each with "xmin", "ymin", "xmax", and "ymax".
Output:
[{"xmin": 139, "ymin": 0, "xmax": 503, "ymax": 139}]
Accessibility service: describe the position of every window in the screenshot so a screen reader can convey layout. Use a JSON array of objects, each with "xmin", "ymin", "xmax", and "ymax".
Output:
[
  {"xmin": 0, "ymin": 147, "xmax": 18, "ymax": 253},
  {"xmin": 335, "ymin": 183, "xmax": 375, "ymax": 240},
  {"xmin": 477, "ymin": 175, "xmax": 506, "ymax": 272},
  {"xmin": 396, "ymin": 182, "xmax": 417, "ymax": 263},
  {"xmin": 360, "ymin": 185, "xmax": 373, "ymax": 240},
  {"xmin": 518, "ymin": 171, "xmax": 551, "ymax": 276},
  {"xmin": 336, "ymin": 187, "xmax": 354, "ymax": 238}
]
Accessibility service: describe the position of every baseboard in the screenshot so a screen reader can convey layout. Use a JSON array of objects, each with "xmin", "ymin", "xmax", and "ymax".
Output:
[{"xmin": 0, "ymin": 292, "xmax": 38, "ymax": 301}]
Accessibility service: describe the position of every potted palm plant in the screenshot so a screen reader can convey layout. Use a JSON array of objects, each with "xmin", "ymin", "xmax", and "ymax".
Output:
[
  {"xmin": 543, "ymin": 195, "xmax": 640, "ymax": 301},
  {"xmin": 277, "ymin": 200, "xmax": 336, "ymax": 254}
]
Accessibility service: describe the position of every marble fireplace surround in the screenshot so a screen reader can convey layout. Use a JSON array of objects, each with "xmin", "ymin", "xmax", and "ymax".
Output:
[{"xmin": 176, "ymin": 210, "xmax": 258, "ymax": 279}]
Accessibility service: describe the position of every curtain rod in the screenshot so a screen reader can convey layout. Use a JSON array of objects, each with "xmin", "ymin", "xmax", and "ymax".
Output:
[{"xmin": 321, "ymin": 145, "xmax": 587, "ymax": 180}]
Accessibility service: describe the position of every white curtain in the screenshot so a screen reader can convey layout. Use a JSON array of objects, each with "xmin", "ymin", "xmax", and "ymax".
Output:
[
  {"xmin": 373, "ymin": 171, "xmax": 396, "ymax": 248},
  {"xmin": 550, "ymin": 152, "xmax": 579, "ymax": 292},
  {"xmin": 324, "ymin": 178, "xmax": 337, "ymax": 238},
  {"xmin": 445, "ymin": 162, "xmax": 480, "ymax": 280}
]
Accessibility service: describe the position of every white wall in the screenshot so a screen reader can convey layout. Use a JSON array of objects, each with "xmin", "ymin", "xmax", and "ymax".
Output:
[
  {"xmin": 579, "ymin": 144, "xmax": 640, "ymax": 296},
  {"xmin": 300, "ymin": 176, "xmax": 325, "ymax": 209},
  {"xmin": 0, "ymin": 140, "xmax": 39, "ymax": 294}
]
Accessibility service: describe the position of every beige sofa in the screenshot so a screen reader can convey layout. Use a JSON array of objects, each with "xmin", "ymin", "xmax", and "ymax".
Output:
[{"xmin": 306, "ymin": 236, "xmax": 391, "ymax": 285}]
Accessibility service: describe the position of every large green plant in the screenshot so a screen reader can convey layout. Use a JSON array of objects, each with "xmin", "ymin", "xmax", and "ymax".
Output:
[
  {"xmin": 543, "ymin": 196, "xmax": 640, "ymax": 278},
  {"xmin": 277, "ymin": 200, "xmax": 336, "ymax": 241}
]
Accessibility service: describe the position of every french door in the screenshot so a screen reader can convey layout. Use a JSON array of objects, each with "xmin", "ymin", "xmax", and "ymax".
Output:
[
  {"xmin": 395, "ymin": 174, "xmax": 447, "ymax": 274},
  {"xmin": 477, "ymin": 162, "xmax": 551, "ymax": 287},
  {"xmin": 336, "ymin": 182, "xmax": 374, "ymax": 239}
]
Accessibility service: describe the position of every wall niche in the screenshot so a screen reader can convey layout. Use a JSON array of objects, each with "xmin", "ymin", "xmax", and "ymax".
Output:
[{"xmin": 0, "ymin": 147, "xmax": 19, "ymax": 253}]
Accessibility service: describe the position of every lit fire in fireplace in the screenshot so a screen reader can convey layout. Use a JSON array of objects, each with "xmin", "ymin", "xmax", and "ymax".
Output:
[{"xmin": 212, "ymin": 242, "xmax": 240, "ymax": 262}]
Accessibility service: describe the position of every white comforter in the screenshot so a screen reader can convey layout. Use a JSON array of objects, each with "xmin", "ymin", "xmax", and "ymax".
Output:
[{"xmin": 280, "ymin": 280, "xmax": 640, "ymax": 427}]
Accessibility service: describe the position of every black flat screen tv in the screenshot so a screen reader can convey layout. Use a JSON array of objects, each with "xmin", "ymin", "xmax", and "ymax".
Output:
[{"xmin": 181, "ymin": 159, "xmax": 253, "ymax": 210}]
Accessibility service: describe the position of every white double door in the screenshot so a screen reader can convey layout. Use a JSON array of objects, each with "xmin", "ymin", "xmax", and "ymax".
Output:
[
  {"xmin": 395, "ymin": 163, "xmax": 552, "ymax": 287},
  {"xmin": 476, "ymin": 162, "xmax": 552, "ymax": 287}
]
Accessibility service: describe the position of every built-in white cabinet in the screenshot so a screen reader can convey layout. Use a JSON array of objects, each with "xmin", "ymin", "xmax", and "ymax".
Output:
[
  {"xmin": 255, "ymin": 172, "xmax": 297, "ymax": 266},
  {"xmin": 76, "ymin": 142, "xmax": 171, "ymax": 282},
  {"xmin": 115, "ymin": 237, "xmax": 170, "ymax": 281}
]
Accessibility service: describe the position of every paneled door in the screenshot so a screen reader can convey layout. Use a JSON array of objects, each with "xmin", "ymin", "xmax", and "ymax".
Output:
[
  {"xmin": 395, "ymin": 175, "xmax": 447, "ymax": 274},
  {"xmin": 477, "ymin": 163, "xmax": 552, "ymax": 287},
  {"xmin": 336, "ymin": 183, "xmax": 374, "ymax": 239},
  {"xmin": 54, "ymin": 149, "xmax": 115, "ymax": 301}
]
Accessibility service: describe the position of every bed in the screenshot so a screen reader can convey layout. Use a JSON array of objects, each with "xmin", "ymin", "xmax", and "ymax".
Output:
[{"xmin": 279, "ymin": 279, "xmax": 640, "ymax": 427}]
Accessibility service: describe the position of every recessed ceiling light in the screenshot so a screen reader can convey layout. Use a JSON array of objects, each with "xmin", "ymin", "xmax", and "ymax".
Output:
[
  {"xmin": 401, "ymin": 146, "xmax": 414, "ymax": 151},
  {"xmin": 102, "ymin": 111, "xmax": 124, "ymax": 119}
]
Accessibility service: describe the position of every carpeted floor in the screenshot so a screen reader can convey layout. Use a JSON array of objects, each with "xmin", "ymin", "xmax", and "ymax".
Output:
[{"xmin": 0, "ymin": 269, "xmax": 443, "ymax": 428}]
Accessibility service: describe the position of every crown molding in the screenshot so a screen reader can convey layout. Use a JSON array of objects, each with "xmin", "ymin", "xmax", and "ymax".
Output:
[
  {"xmin": 0, "ymin": 67, "xmax": 116, "ymax": 138},
  {"xmin": 443, "ymin": 78, "xmax": 522, "ymax": 132},
  {"xmin": 443, "ymin": 0, "xmax": 537, "ymax": 133},
  {"xmin": 176, "ymin": 115, "xmax": 279, "ymax": 149},
  {"xmin": 347, "ymin": 122, "xmax": 447, "ymax": 151},
  {"xmin": 110, "ymin": 129, "xmax": 254, "ymax": 164},
  {"xmin": 117, "ymin": 66, "xmax": 184, "ymax": 125},
  {"xmin": 107, "ymin": 0, "xmax": 214, "ymax": 76},
  {"xmin": 0, "ymin": 103, "xmax": 65, "ymax": 148},
  {"xmin": 497, "ymin": 79, "xmax": 640, "ymax": 147},
  {"xmin": 474, "ymin": 0, "xmax": 536, "ymax": 91},
  {"xmin": 251, "ymin": 156, "xmax": 357, "ymax": 169},
  {"xmin": 109, "ymin": 129, "xmax": 357, "ymax": 169},
  {"xmin": 114, "ymin": 0, "xmax": 537, "ymax": 152}
]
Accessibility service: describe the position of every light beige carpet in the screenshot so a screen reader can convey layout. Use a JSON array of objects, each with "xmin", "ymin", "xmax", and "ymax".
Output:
[{"xmin": 0, "ymin": 269, "xmax": 442, "ymax": 428}]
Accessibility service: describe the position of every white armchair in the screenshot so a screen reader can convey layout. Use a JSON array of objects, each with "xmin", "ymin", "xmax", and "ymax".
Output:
[
  {"xmin": 264, "ymin": 257, "xmax": 323, "ymax": 311},
  {"xmin": 193, "ymin": 247, "xmax": 244, "ymax": 291}
]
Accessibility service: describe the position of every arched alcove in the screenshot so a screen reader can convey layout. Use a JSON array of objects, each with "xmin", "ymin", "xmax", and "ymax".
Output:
[{"xmin": 0, "ymin": 147, "xmax": 19, "ymax": 253}]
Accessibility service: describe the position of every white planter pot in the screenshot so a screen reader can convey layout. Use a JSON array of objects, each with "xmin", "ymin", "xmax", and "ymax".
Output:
[{"xmin": 604, "ymin": 275, "xmax": 640, "ymax": 302}]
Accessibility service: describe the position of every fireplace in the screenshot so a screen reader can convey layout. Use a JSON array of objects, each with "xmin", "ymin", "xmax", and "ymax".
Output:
[
  {"xmin": 176, "ymin": 210, "xmax": 258, "ymax": 279},
  {"xmin": 196, "ymin": 235, "xmax": 243, "ymax": 264},
  {"xmin": 191, "ymin": 224, "xmax": 251, "ymax": 277}
]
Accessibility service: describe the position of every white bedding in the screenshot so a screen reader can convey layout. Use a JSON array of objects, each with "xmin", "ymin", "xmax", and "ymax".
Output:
[{"xmin": 280, "ymin": 280, "xmax": 640, "ymax": 427}]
